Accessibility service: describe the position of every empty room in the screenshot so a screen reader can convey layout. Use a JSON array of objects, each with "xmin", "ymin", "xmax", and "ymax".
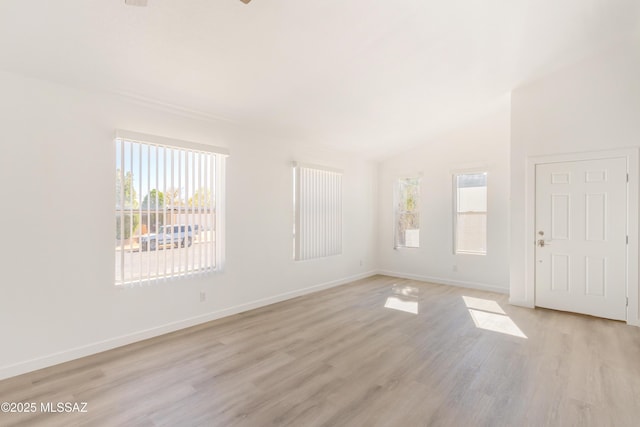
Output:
[{"xmin": 1, "ymin": 0, "xmax": 639, "ymax": 426}]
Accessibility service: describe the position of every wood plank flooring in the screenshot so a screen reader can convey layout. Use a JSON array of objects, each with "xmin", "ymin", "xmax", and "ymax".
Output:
[{"xmin": 1, "ymin": 275, "xmax": 640, "ymax": 426}]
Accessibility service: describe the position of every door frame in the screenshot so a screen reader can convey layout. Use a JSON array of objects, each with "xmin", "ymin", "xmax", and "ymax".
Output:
[{"xmin": 524, "ymin": 148, "xmax": 639, "ymax": 326}]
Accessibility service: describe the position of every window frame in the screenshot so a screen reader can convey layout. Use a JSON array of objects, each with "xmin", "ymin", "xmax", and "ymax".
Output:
[
  {"xmin": 114, "ymin": 130, "xmax": 227, "ymax": 287},
  {"xmin": 393, "ymin": 175, "xmax": 422, "ymax": 249},
  {"xmin": 453, "ymin": 170, "xmax": 488, "ymax": 256}
]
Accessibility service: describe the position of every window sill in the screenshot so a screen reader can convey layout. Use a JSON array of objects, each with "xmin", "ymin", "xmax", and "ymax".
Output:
[{"xmin": 455, "ymin": 250, "xmax": 487, "ymax": 256}]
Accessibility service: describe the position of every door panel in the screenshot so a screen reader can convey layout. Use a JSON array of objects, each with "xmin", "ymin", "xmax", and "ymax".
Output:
[
  {"xmin": 535, "ymin": 158, "xmax": 627, "ymax": 320},
  {"xmin": 550, "ymin": 254, "xmax": 570, "ymax": 292},
  {"xmin": 551, "ymin": 194, "xmax": 570, "ymax": 239}
]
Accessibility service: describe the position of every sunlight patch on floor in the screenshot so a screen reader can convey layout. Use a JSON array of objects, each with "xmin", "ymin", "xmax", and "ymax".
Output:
[
  {"xmin": 462, "ymin": 295, "xmax": 505, "ymax": 314},
  {"xmin": 463, "ymin": 296, "xmax": 527, "ymax": 338},
  {"xmin": 384, "ymin": 284, "xmax": 420, "ymax": 314},
  {"xmin": 385, "ymin": 296, "xmax": 418, "ymax": 314}
]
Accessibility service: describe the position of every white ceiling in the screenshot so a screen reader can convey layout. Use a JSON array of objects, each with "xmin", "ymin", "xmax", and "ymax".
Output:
[{"xmin": 1, "ymin": 0, "xmax": 638, "ymax": 158}]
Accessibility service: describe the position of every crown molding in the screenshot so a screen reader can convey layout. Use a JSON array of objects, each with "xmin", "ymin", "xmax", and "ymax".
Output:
[{"xmin": 110, "ymin": 90, "xmax": 239, "ymax": 125}]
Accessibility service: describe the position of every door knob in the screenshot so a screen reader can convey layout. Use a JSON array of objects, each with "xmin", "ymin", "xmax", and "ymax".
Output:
[{"xmin": 537, "ymin": 239, "xmax": 551, "ymax": 247}]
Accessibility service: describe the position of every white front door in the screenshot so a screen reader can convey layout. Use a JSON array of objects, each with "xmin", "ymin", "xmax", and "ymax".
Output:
[{"xmin": 535, "ymin": 157, "xmax": 627, "ymax": 320}]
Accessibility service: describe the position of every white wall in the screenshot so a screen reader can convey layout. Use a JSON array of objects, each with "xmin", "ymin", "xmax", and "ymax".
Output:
[
  {"xmin": 510, "ymin": 39, "xmax": 640, "ymax": 314},
  {"xmin": 377, "ymin": 101, "xmax": 511, "ymax": 293},
  {"xmin": 0, "ymin": 70, "xmax": 377, "ymax": 379}
]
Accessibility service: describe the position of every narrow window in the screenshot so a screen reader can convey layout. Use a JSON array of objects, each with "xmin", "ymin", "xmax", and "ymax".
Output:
[
  {"xmin": 394, "ymin": 177, "xmax": 421, "ymax": 248},
  {"xmin": 115, "ymin": 131, "xmax": 227, "ymax": 286},
  {"xmin": 293, "ymin": 163, "xmax": 342, "ymax": 260},
  {"xmin": 454, "ymin": 172, "xmax": 487, "ymax": 255}
]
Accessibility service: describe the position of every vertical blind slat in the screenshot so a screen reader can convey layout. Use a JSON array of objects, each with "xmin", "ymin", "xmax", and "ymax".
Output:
[
  {"xmin": 185, "ymin": 150, "xmax": 190, "ymax": 277},
  {"xmin": 119, "ymin": 140, "xmax": 125, "ymax": 286},
  {"xmin": 198, "ymin": 152, "xmax": 203, "ymax": 274},
  {"xmin": 178, "ymin": 150, "xmax": 183, "ymax": 278},
  {"xmin": 155, "ymin": 145, "xmax": 159, "ymax": 281},
  {"xmin": 138, "ymin": 143, "xmax": 143, "ymax": 283},
  {"xmin": 205, "ymin": 153, "xmax": 209, "ymax": 272},
  {"xmin": 214, "ymin": 154, "xmax": 218, "ymax": 268},
  {"xmin": 129, "ymin": 141, "xmax": 134, "ymax": 284},
  {"xmin": 146, "ymin": 144, "xmax": 151, "ymax": 283},
  {"xmin": 190, "ymin": 150, "xmax": 195, "ymax": 273},
  {"xmin": 162, "ymin": 147, "xmax": 167, "ymax": 282},
  {"xmin": 170, "ymin": 148, "xmax": 175, "ymax": 279}
]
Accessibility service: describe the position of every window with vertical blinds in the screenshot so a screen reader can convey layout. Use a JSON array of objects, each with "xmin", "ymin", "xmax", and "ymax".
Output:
[
  {"xmin": 115, "ymin": 131, "xmax": 227, "ymax": 286},
  {"xmin": 293, "ymin": 163, "xmax": 343, "ymax": 261}
]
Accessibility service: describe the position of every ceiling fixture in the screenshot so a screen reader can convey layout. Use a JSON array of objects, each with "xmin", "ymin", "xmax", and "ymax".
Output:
[{"xmin": 125, "ymin": 0, "xmax": 251, "ymax": 5}]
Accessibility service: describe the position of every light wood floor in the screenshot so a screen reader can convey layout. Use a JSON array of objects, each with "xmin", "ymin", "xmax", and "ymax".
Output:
[{"xmin": 1, "ymin": 275, "xmax": 640, "ymax": 426}]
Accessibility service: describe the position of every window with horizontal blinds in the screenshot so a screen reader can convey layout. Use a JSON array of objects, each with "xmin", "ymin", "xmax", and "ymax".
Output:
[
  {"xmin": 115, "ymin": 132, "xmax": 226, "ymax": 286},
  {"xmin": 293, "ymin": 163, "xmax": 343, "ymax": 261},
  {"xmin": 454, "ymin": 171, "xmax": 487, "ymax": 255}
]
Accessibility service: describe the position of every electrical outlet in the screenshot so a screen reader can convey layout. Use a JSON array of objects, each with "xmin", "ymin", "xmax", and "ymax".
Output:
[{"xmin": 199, "ymin": 291, "xmax": 206, "ymax": 302}]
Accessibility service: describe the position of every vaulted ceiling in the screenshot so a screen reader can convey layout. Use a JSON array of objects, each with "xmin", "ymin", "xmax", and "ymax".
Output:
[{"xmin": 1, "ymin": 0, "xmax": 638, "ymax": 157}]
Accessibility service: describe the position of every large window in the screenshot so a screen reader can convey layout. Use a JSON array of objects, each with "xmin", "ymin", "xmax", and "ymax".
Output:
[
  {"xmin": 394, "ymin": 177, "xmax": 420, "ymax": 248},
  {"xmin": 293, "ymin": 162, "xmax": 342, "ymax": 261},
  {"xmin": 454, "ymin": 172, "xmax": 487, "ymax": 255},
  {"xmin": 115, "ymin": 131, "xmax": 227, "ymax": 286}
]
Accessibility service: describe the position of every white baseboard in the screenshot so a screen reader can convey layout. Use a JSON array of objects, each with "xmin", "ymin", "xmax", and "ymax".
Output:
[
  {"xmin": 0, "ymin": 271, "xmax": 377, "ymax": 381},
  {"xmin": 626, "ymin": 316, "xmax": 640, "ymax": 327},
  {"xmin": 508, "ymin": 297, "xmax": 535, "ymax": 308},
  {"xmin": 377, "ymin": 270, "xmax": 509, "ymax": 295}
]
